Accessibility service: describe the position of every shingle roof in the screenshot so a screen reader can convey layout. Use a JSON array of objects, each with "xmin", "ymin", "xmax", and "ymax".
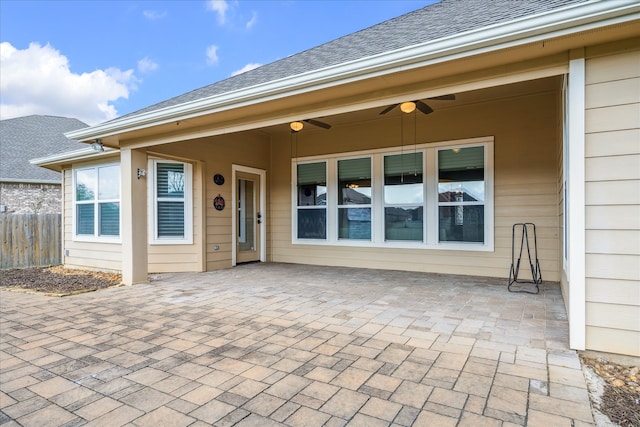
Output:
[
  {"xmin": 114, "ymin": 0, "xmax": 587, "ymax": 122},
  {"xmin": 0, "ymin": 115, "xmax": 88, "ymax": 182}
]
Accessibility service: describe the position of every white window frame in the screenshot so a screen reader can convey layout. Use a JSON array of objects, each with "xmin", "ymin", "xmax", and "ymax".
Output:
[
  {"xmin": 293, "ymin": 160, "xmax": 328, "ymax": 241},
  {"xmin": 292, "ymin": 136, "xmax": 494, "ymax": 251},
  {"xmin": 72, "ymin": 162, "xmax": 121, "ymax": 242},
  {"xmin": 148, "ymin": 159, "xmax": 193, "ymax": 245}
]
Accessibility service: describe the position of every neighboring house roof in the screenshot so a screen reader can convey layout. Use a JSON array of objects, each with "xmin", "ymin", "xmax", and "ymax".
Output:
[
  {"xmin": 118, "ymin": 0, "xmax": 586, "ymax": 121},
  {"xmin": 0, "ymin": 115, "xmax": 88, "ymax": 183}
]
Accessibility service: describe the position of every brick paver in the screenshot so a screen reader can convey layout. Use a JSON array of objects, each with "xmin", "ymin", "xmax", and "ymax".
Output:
[{"xmin": 0, "ymin": 263, "xmax": 595, "ymax": 426}]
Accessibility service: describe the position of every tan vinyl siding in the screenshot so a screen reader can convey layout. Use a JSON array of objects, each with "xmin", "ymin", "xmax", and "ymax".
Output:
[
  {"xmin": 269, "ymin": 85, "xmax": 562, "ymax": 280},
  {"xmin": 147, "ymin": 160, "xmax": 204, "ymax": 273},
  {"xmin": 147, "ymin": 133, "xmax": 271, "ymax": 271},
  {"xmin": 584, "ymin": 45, "xmax": 640, "ymax": 356}
]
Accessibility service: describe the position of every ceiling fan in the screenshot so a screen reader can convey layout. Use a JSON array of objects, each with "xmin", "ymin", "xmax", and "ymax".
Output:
[
  {"xmin": 379, "ymin": 94, "xmax": 456, "ymax": 116},
  {"xmin": 290, "ymin": 118, "xmax": 332, "ymax": 132}
]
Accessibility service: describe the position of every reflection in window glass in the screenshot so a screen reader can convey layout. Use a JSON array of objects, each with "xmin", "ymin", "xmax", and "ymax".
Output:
[
  {"xmin": 338, "ymin": 158, "xmax": 371, "ymax": 240},
  {"xmin": 297, "ymin": 162, "xmax": 327, "ymax": 239},
  {"xmin": 384, "ymin": 153, "xmax": 423, "ymax": 241},
  {"xmin": 438, "ymin": 147, "xmax": 484, "ymax": 243},
  {"xmin": 98, "ymin": 165, "xmax": 120, "ymax": 200},
  {"xmin": 75, "ymin": 165, "xmax": 120, "ymax": 237},
  {"xmin": 76, "ymin": 169, "xmax": 96, "ymax": 201},
  {"xmin": 298, "ymin": 209, "xmax": 326, "ymax": 239}
]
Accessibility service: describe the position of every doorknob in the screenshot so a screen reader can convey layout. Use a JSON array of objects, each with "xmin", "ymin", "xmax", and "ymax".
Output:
[{"xmin": 257, "ymin": 212, "xmax": 262, "ymax": 219}]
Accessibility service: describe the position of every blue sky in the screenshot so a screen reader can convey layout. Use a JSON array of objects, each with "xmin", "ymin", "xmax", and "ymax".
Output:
[{"xmin": 1, "ymin": 0, "xmax": 435, "ymax": 125}]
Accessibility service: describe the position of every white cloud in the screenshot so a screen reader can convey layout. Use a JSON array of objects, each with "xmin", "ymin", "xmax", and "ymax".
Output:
[
  {"xmin": 231, "ymin": 63, "xmax": 261, "ymax": 76},
  {"xmin": 207, "ymin": 0, "xmax": 229, "ymax": 25},
  {"xmin": 246, "ymin": 11, "xmax": 257, "ymax": 29},
  {"xmin": 137, "ymin": 57, "xmax": 158, "ymax": 74},
  {"xmin": 0, "ymin": 42, "xmax": 136, "ymax": 125},
  {"xmin": 206, "ymin": 45, "xmax": 219, "ymax": 66},
  {"xmin": 143, "ymin": 9, "xmax": 167, "ymax": 20}
]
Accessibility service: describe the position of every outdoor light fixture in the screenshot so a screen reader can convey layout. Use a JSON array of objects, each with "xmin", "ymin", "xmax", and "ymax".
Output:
[
  {"xmin": 400, "ymin": 101, "xmax": 416, "ymax": 114},
  {"xmin": 90, "ymin": 139, "xmax": 104, "ymax": 152},
  {"xmin": 137, "ymin": 168, "xmax": 146, "ymax": 179},
  {"xmin": 290, "ymin": 121, "xmax": 304, "ymax": 132}
]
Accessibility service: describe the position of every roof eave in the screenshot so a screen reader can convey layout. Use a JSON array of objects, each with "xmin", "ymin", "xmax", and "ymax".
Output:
[
  {"xmin": 30, "ymin": 147, "xmax": 120, "ymax": 171},
  {"xmin": 65, "ymin": 0, "xmax": 640, "ymax": 142}
]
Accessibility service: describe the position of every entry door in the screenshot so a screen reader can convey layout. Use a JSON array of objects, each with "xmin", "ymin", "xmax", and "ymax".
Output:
[{"xmin": 236, "ymin": 171, "xmax": 261, "ymax": 263}]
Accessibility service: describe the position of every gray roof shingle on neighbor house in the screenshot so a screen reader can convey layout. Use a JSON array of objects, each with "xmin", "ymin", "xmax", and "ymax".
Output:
[
  {"xmin": 114, "ymin": 0, "xmax": 587, "ymax": 122},
  {"xmin": 0, "ymin": 115, "xmax": 88, "ymax": 183}
]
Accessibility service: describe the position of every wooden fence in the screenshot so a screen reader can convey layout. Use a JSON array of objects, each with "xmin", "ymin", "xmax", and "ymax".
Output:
[{"xmin": 1, "ymin": 214, "xmax": 61, "ymax": 269}]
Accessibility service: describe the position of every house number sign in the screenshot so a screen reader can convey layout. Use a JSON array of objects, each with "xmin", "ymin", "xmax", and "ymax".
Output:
[{"xmin": 213, "ymin": 194, "xmax": 225, "ymax": 211}]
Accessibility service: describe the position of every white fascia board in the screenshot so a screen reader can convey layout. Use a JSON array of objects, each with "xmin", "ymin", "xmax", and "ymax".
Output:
[
  {"xmin": 30, "ymin": 147, "xmax": 119, "ymax": 167},
  {"xmin": 66, "ymin": 0, "xmax": 640, "ymax": 142}
]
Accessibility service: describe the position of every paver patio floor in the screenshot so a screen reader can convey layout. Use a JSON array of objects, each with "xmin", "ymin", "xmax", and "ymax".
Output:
[{"xmin": 1, "ymin": 263, "xmax": 595, "ymax": 426}]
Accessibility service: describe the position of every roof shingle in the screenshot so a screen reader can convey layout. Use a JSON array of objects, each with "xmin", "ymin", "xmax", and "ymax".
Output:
[
  {"xmin": 0, "ymin": 115, "xmax": 88, "ymax": 182},
  {"xmin": 114, "ymin": 0, "xmax": 587, "ymax": 122}
]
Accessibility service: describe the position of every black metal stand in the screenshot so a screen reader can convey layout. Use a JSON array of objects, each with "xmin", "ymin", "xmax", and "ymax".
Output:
[{"xmin": 508, "ymin": 223, "xmax": 542, "ymax": 294}]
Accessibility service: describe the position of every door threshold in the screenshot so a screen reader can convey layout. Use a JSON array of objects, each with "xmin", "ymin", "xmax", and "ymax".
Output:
[{"xmin": 235, "ymin": 260, "xmax": 262, "ymax": 266}]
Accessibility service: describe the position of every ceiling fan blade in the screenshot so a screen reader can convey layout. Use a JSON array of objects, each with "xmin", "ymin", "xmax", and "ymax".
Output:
[
  {"xmin": 415, "ymin": 100, "xmax": 434, "ymax": 115},
  {"xmin": 303, "ymin": 118, "xmax": 332, "ymax": 130},
  {"xmin": 379, "ymin": 104, "xmax": 399, "ymax": 115},
  {"xmin": 427, "ymin": 94, "xmax": 456, "ymax": 101}
]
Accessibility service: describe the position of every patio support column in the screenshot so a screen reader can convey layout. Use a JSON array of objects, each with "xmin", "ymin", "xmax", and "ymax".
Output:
[
  {"xmin": 567, "ymin": 49, "xmax": 586, "ymax": 351},
  {"xmin": 120, "ymin": 148, "xmax": 148, "ymax": 285}
]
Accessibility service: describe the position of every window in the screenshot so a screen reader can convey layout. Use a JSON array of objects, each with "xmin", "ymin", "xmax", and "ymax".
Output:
[
  {"xmin": 384, "ymin": 152, "xmax": 423, "ymax": 241},
  {"xmin": 338, "ymin": 157, "xmax": 371, "ymax": 240},
  {"xmin": 437, "ymin": 146, "xmax": 485, "ymax": 243},
  {"xmin": 296, "ymin": 162, "xmax": 327, "ymax": 239},
  {"xmin": 150, "ymin": 160, "xmax": 192, "ymax": 244},
  {"xmin": 292, "ymin": 138, "xmax": 493, "ymax": 250},
  {"xmin": 74, "ymin": 164, "xmax": 120, "ymax": 239}
]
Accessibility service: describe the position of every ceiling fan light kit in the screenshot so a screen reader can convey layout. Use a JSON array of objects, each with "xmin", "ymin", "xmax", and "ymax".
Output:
[
  {"xmin": 290, "ymin": 121, "xmax": 304, "ymax": 132},
  {"xmin": 400, "ymin": 101, "xmax": 416, "ymax": 114},
  {"xmin": 380, "ymin": 95, "xmax": 456, "ymax": 116}
]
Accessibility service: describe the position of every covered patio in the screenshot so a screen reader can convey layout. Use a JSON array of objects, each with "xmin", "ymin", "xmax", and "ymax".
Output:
[{"xmin": 0, "ymin": 263, "xmax": 594, "ymax": 426}]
